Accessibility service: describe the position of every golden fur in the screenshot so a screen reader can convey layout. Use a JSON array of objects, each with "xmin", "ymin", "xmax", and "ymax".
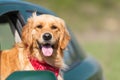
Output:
[{"xmin": 0, "ymin": 13, "xmax": 70, "ymax": 80}]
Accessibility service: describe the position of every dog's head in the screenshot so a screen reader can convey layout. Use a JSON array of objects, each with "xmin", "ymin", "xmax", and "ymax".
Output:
[{"xmin": 22, "ymin": 13, "xmax": 70, "ymax": 57}]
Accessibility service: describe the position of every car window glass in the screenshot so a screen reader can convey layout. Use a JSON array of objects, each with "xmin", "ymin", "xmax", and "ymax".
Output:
[
  {"xmin": 64, "ymin": 42, "xmax": 77, "ymax": 66},
  {"xmin": 0, "ymin": 23, "xmax": 15, "ymax": 50}
]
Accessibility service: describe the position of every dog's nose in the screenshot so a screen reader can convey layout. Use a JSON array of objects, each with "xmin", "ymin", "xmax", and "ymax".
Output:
[{"xmin": 43, "ymin": 33, "xmax": 52, "ymax": 41}]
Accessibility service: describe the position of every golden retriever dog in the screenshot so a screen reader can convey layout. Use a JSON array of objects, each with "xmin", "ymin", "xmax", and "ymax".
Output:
[{"xmin": 0, "ymin": 13, "xmax": 70, "ymax": 80}]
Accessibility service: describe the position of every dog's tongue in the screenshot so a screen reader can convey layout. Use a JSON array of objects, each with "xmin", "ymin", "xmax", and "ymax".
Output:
[{"xmin": 42, "ymin": 45, "xmax": 53, "ymax": 56}]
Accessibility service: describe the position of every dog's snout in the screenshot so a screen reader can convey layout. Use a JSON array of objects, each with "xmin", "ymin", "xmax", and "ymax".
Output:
[{"xmin": 43, "ymin": 33, "xmax": 52, "ymax": 41}]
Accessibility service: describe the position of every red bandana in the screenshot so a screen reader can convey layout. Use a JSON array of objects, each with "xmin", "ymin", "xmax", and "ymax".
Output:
[{"xmin": 29, "ymin": 58, "xmax": 59, "ymax": 77}]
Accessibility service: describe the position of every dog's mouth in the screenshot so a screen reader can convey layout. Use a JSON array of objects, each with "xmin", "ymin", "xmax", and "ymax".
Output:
[{"xmin": 37, "ymin": 42, "xmax": 54, "ymax": 57}]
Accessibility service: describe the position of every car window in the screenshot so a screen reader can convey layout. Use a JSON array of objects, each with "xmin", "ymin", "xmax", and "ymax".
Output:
[
  {"xmin": 64, "ymin": 42, "xmax": 80, "ymax": 66},
  {"xmin": 64, "ymin": 43, "xmax": 74, "ymax": 66},
  {"xmin": 0, "ymin": 12, "xmax": 23, "ymax": 50},
  {"xmin": 0, "ymin": 22, "xmax": 14, "ymax": 50}
]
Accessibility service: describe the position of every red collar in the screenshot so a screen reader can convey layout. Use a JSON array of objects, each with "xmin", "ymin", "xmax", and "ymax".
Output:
[{"xmin": 29, "ymin": 58, "xmax": 59, "ymax": 77}]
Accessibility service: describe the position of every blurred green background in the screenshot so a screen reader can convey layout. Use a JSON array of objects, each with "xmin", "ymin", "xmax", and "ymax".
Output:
[{"xmin": 26, "ymin": 0, "xmax": 120, "ymax": 80}]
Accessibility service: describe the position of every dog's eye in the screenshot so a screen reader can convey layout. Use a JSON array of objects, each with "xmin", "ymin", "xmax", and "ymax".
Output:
[
  {"xmin": 51, "ymin": 25, "xmax": 57, "ymax": 30},
  {"xmin": 37, "ymin": 25, "xmax": 42, "ymax": 29}
]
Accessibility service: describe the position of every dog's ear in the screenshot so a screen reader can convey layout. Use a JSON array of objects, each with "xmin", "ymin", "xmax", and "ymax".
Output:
[
  {"xmin": 21, "ymin": 18, "xmax": 33, "ymax": 47},
  {"xmin": 59, "ymin": 20, "xmax": 70, "ymax": 50},
  {"xmin": 22, "ymin": 13, "xmax": 38, "ymax": 47}
]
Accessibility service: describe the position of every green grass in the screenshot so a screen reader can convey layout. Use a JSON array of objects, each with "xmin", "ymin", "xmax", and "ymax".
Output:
[{"xmin": 82, "ymin": 41, "xmax": 120, "ymax": 80}]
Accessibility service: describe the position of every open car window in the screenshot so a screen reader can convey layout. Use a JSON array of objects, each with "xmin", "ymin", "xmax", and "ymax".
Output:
[
  {"xmin": 0, "ymin": 11, "xmax": 24, "ymax": 50},
  {"xmin": 0, "ymin": 11, "xmax": 84, "ymax": 68},
  {"xmin": 0, "ymin": 21, "xmax": 14, "ymax": 50}
]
